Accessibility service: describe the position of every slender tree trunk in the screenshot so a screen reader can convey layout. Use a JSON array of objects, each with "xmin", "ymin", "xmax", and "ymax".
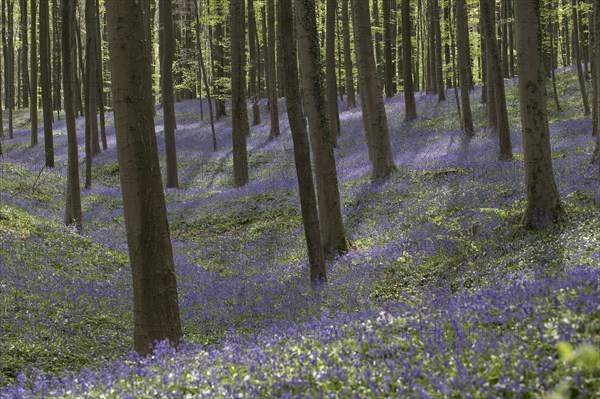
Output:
[
  {"xmin": 341, "ymin": 0, "xmax": 356, "ymax": 109},
  {"xmin": 7, "ymin": 0, "xmax": 14, "ymax": 138},
  {"xmin": 592, "ymin": 0, "xmax": 600, "ymax": 191},
  {"xmin": 508, "ymin": 0, "xmax": 515, "ymax": 76},
  {"xmin": 62, "ymin": 0, "xmax": 82, "ymax": 231},
  {"xmin": 373, "ymin": 0, "xmax": 383, "ymax": 87},
  {"xmin": 161, "ymin": 0, "xmax": 179, "ymax": 188},
  {"xmin": 456, "ymin": 0, "xmax": 473, "ymax": 135},
  {"xmin": 267, "ymin": 0, "xmax": 280, "ymax": 138},
  {"xmin": 482, "ymin": 0, "xmax": 512, "ymax": 159},
  {"xmin": 30, "ymin": 0, "xmax": 38, "ymax": 147},
  {"xmin": 248, "ymin": 0, "xmax": 261, "ymax": 125},
  {"xmin": 572, "ymin": 0, "xmax": 590, "ymax": 115},
  {"xmin": 86, "ymin": 0, "xmax": 100, "ymax": 155},
  {"xmin": 280, "ymin": 0, "xmax": 326, "ymax": 282},
  {"xmin": 550, "ymin": 0, "xmax": 562, "ymax": 112},
  {"xmin": 213, "ymin": 3, "xmax": 227, "ymax": 118},
  {"xmin": 326, "ymin": 0, "xmax": 340, "ymax": 145},
  {"xmin": 20, "ymin": 0, "xmax": 29, "ymax": 109},
  {"xmin": 96, "ymin": 0, "xmax": 107, "ymax": 150},
  {"xmin": 515, "ymin": 0, "xmax": 563, "ymax": 228},
  {"xmin": 52, "ymin": 0, "xmax": 61, "ymax": 120},
  {"xmin": 401, "ymin": 0, "xmax": 417, "ymax": 120},
  {"xmin": 295, "ymin": 0, "xmax": 349, "ymax": 257},
  {"xmin": 40, "ymin": 0, "xmax": 53, "ymax": 167},
  {"xmin": 383, "ymin": 0, "xmax": 395, "ymax": 97},
  {"xmin": 106, "ymin": 0, "xmax": 183, "ymax": 355},
  {"xmin": 231, "ymin": 0, "xmax": 249, "ymax": 186},
  {"xmin": 353, "ymin": 0, "xmax": 397, "ymax": 179}
]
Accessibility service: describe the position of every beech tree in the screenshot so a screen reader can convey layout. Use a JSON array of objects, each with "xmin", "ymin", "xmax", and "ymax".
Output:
[
  {"xmin": 62, "ymin": 0, "xmax": 82, "ymax": 231},
  {"xmin": 106, "ymin": 0, "xmax": 183, "ymax": 355},
  {"xmin": 352, "ymin": 0, "xmax": 397, "ymax": 179},
  {"xmin": 230, "ymin": 0, "xmax": 249, "ymax": 186},
  {"xmin": 401, "ymin": 0, "xmax": 416, "ymax": 120},
  {"xmin": 280, "ymin": 0, "xmax": 326, "ymax": 282},
  {"xmin": 267, "ymin": 0, "xmax": 280, "ymax": 139},
  {"xmin": 341, "ymin": 0, "xmax": 356, "ymax": 109},
  {"xmin": 456, "ymin": 0, "xmax": 474, "ymax": 135},
  {"xmin": 515, "ymin": 0, "xmax": 563, "ymax": 228},
  {"xmin": 40, "ymin": 0, "xmax": 53, "ymax": 167},
  {"xmin": 326, "ymin": 0, "xmax": 340, "ymax": 144},
  {"xmin": 295, "ymin": 0, "xmax": 349, "ymax": 256},
  {"xmin": 30, "ymin": 0, "xmax": 38, "ymax": 147}
]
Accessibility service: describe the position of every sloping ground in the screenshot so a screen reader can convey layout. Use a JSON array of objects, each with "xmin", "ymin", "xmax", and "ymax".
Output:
[{"xmin": 0, "ymin": 68, "xmax": 599, "ymax": 397}]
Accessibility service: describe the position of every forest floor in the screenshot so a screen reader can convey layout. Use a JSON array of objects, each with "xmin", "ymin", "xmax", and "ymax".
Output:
[{"xmin": 0, "ymin": 68, "xmax": 599, "ymax": 397}]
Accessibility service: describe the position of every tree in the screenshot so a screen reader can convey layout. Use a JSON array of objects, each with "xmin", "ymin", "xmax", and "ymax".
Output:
[
  {"xmin": 106, "ymin": 0, "xmax": 183, "ymax": 355},
  {"xmin": 85, "ymin": 0, "xmax": 100, "ymax": 155},
  {"xmin": 481, "ymin": 0, "xmax": 512, "ymax": 160},
  {"xmin": 30, "ymin": 0, "xmax": 38, "ymax": 147},
  {"xmin": 401, "ymin": 0, "xmax": 416, "ymax": 120},
  {"xmin": 572, "ymin": 0, "xmax": 590, "ymax": 116},
  {"xmin": 161, "ymin": 0, "xmax": 179, "ymax": 188},
  {"xmin": 248, "ymin": 0, "xmax": 261, "ymax": 125},
  {"xmin": 515, "ymin": 0, "xmax": 563, "ymax": 228},
  {"xmin": 326, "ymin": 0, "xmax": 340, "ymax": 145},
  {"xmin": 62, "ymin": 0, "xmax": 82, "ymax": 231},
  {"xmin": 341, "ymin": 0, "xmax": 356, "ymax": 109},
  {"xmin": 456, "ymin": 0, "xmax": 474, "ymax": 135},
  {"xmin": 352, "ymin": 0, "xmax": 397, "ymax": 179},
  {"xmin": 40, "ymin": 0, "xmax": 53, "ymax": 167},
  {"xmin": 230, "ymin": 0, "xmax": 249, "ymax": 186},
  {"xmin": 295, "ymin": 0, "xmax": 349, "ymax": 257},
  {"xmin": 593, "ymin": 0, "xmax": 600, "ymax": 168},
  {"xmin": 267, "ymin": 0, "xmax": 280, "ymax": 139},
  {"xmin": 383, "ymin": 0, "xmax": 396, "ymax": 97},
  {"xmin": 20, "ymin": 0, "xmax": 29, "ymax": 109},
  {"xmin": 280, "ymin": 0, "xmax": 326, "ymax": 282}
]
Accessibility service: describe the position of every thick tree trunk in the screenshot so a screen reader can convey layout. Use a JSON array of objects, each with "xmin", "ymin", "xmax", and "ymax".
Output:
[
  {"xmin": 515, "ymin": 0, "xmax": 563, "ymax": 228},
  {"xmin": 353, "ymin": 0, "xmax": 397, "ymax": 179},
  {"xmin": 231, "ymin": 0, "xmax": 249, "ymax": 187},
  {"xmin": 280, "ymin": 0, "xmax": 326, "ymax": 282},
  {"xmin": 40, "ymin": 0, "xmax": 53, "ymax": 167},
  {"xmin": 456, "ymin": 0, "xmax": 473, "ymax": 135},
  {"xmin": 30, "ymin": 0, "xmax": 38, "ymax": 147},
  {"xmin": 326, "ymin": 0, "xmax": 340, "ymax": 145},
  {"xmin": 267, "ymin": 0, "xmax": 280, "ymax": 138},
  {"xmin": 106, "ymin": 0, "xmax": 183, "ymax": 355},
  {"xmin": 341, "ymin": 0, "xmax": 356, "ymax": 108},
  {"xmin": 62, "ymin": 0, "xmax": 82, "ymax": 231},
  {"xmin": 295, "ymin": 0, "xmax": 348, "ymax": 257},
  {"xmin": 482, "ymin": 0, "xmax": 512, "ymax": 160},
  {"xmin": 161, "ymin": 0, "xmax": 179, "ymax": 188},
  {"xmin": 401, "ymin": 0, "xmax": 417, "ymax": 120}
]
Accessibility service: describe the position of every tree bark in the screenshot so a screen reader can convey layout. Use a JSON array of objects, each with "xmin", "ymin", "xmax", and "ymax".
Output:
[
  {"xmin": 280, "ymin": 0, "xmax": 326, "ymax": 282},
  {"xmin": 52, "ymin": 0, "xmax": 61, "ymax": 120},
  {"xmin": 62, "ymin": 0, "xmax": 82, "ymax": 231},
  {"xmin": 86, "ymin": 0, "xmax": 100, "ymax": 156},
  {"xmin": 20, "ymin": 0, "xmax": 29, "ymax": 109},
  {"xmin": 341, "ymin": 0, "xmax": 356, "ymax": 108},
  {"xmin": 40, "ymin": 0, "xmax": 53, "ymax": 167},
  {"xmin": 267, "ymin": 0, "xmax": 280, "ymax": 138},
  {"xmin": 515, "ymin": 0, "xmax": 563, "ymax": 228},
  {"xmin": 353, "ymin": 0, "xmax": 397, "ymax": 179},
  {"xmin": 572, "ymin": 0, "xmax": 590, "ymax": 116},
  {"xmin": 160, "ymin": 0, "xmax": 179, "ymax": 188},
  {"xmin": 481, "ymin": 0, "xmax": 512, "ymax": 160},
  {"xmin": 30, "ymin": 0, "xmax": 38, "ymax": 147},
  {"xmin": 107, "ymin": 0, "xmax": 183, "ymax": 355},
  {"xmin": 295, "ymin": 0, "xmax": 349, "ymax": 257},
  {"xmin": 326, "ymin": 0, "xmax": 340, "ymax": 145},
  {"xmin": 383, "ymin": 0, "xmax": 396, "ymax": 97},
  {"xmin": 231, "ymin": 0, "xmax": 249, "ymax": 187},
  {"xmin": 401, "ymin": 0, "xmax": 417, "ymax": 120},
  {"xmin": 248, "ymin": 0, "xmax": 261, "ymax": 125},
  {"xmin": 456, "ymin": 0, "xmax": 473, "ymax": 135},
  {"xmin": 433, "ymin": 0, "xmax": 445, "ymax": 101}
]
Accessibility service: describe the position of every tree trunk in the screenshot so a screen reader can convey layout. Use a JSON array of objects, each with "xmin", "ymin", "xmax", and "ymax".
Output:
[
  {"xmin": 401, "ymin": 0, "xmax": 417, "ymax": 120},
  {"xmin": 295, "ymin": 0, "xmax": 349, "ymax": 257},
  {"xmin": 572, "ymin": 0, "xmax": 590, "ymax": 116},
  {"xmin": 482, "ymin": 0, "xmax": 512, "ymax": 160},
  {"xmin": 52, "ymin": 0, "xmax": 61, "ymax": 120},
  {"xmin": 213, "ymin": 3, "xmax": 227, "ymax": 119},
  {"xmin": 456, "ymin": 0, "xmax": 473, "ymax": 135},
  {"xmin": 193, "ymin": 0, "xmax": 217, "ymax": 151},
  {"xmin": 373, "ymin": 0, "xmax": 383, "ymax": 86},
  {"xmin": 106, "ymin": 0, "xmax": 183, "ymax": 355},
  {"xmin": 326, "ymin": 0, "xmax": 340, "ymax": 145},
  {"xmin": 353, "ymin": 0, "xmax": 397, "ymax": 179},
  {"xmin": 96, "ymin": 0, "xmax": 108, "ymax": 150},
  {"xmin": 231, "ymin": 0, "xmax": 249, "ymax": 187},
  {"xmin": 40, "ymin": 0, "xmax": 53, "ymax": 167},
  {"xmin": 383, "ymin": 0, "xmax": 395, "ymax": 97},
  {"xmin": 30, "ymin": 0, "xmax": 38, "ymax": 147},
  {"xmin": 7, "ymin": 0, "xmax": 14, "ymax": 138},
  {"xmin": 280, "ymin": 0, "xmax": 326, "ymax": 282},
  {"xmin": 20, "ymin": 0, "xmax": 29, "ymax": 109},
  {"xmin": 248, "ymin": 0, "xmax": 261, "ymax": 125},
  {"xmin": 161, "ymin": 0, "xmax": 179, "ymax": 188},
  {"xmin": 62, "ymin": 0, "xmax": 82, "ymax": 231},
  {"xmin": 341, "ymin": 0, "xmax": 356, "ymax": 108},
  {"xmin": 267, "ymin": 0, "xmax": 280, "ymax": 138},
  {"xmin": 515, "ymin": 0, "xmax": 563, "ymax": 228},
  {"xmin": 592, "ymin": 0, "xmax": 600, "ymax": 195},
  {"xmin": 86, "ymin": 0, "xmax": 100, "ymax": 156}
]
